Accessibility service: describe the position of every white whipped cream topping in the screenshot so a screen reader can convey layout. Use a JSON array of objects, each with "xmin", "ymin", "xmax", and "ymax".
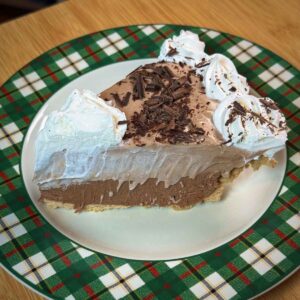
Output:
[
  {"xmin": 158, "ymin": 30, "xmax": 208, "ymax": 67},
  {"xmin": 213, "ymin": 95, "xmax": 287, "ymax": 156},
  {"xmin": 159, "ymin": 31, "xmax": 249, "ymax": 101},
  {"xmin": 198, "ymin": 54, "xmax": 249, "ymax": 100},
  {"xmin": 34, "ymin": 89, "xmax": 126, "ymax": 178}
]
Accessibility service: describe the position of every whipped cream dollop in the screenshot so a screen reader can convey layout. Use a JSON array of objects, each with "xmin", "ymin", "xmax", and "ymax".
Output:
[
  {"xmin": 199, "ymin": 54, "xmax": 249, "ymax": 101},
  {"xmin": 213, "ymin": 95, "xmax": 287, "ymax": 156},
  {"xmin": 34, "ymin": 89, "xmax": 126, "ymax": 176},
  {"xmin": 158, "ymin": 30, "xmax": 208, "ymax": 67},
  {"xmin": 159, "ymin": 31, "xmax": 249, "ymax": 101}
]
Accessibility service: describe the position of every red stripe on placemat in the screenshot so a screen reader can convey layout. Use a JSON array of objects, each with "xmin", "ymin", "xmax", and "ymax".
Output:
[
  {"xmin": 30, "ymin": 98, "xmax": 41, "ymax": 106},
  {"xmin": 154, "ymin": 29, "xmax": 174, "ymax": 42},
  {"xmin": 281, "ymin": 108, "xmax": 292, "ymax": 117},
  {"xmin": 125, "ymin": 51, "xmax": 136, "ymax": 58},
  {"xmin": 50, "ymin": 282, "xmax": 64, "ymax": 293},
  {"xmin": 83, "ymin": 285, "xmax": 99, "ymax": 300},
  {"xmin": 275, "ymin": 195, "xmax": 299, "ymax": 214},
  {"xmin": 53, "ymin": 244, "xmax": 71, "ymax": 266},
  {"xmin": 149, "ymin": 51, "xmax": 158, "ymax": 58},
  {"xmin": 144, "ymin": 262, "xmax": 160, "ymax": 277},
  {"xmin": 0, "ymin": 204, "xmax": 8, "ymax": 210},
  {"xmin": 0, "ymin": 172, "xmax": 16, "ymax": 190},
  {"xmin": 50, "ymin": 49, "xmax": 59, "ymax": 56},
  {"xmin": 250, "ymin": 56, "xmax": 270, "ymax": 70},
  {"xmin": 227, "ymin": 262, "xmax": 251, "ymax": 285},
  {"xmin": 44, "ymin": 66, "xmax": 59, "ymax": 82},
  {"xmin": 117, "ymin": 51, "xmax": 137, "ymax": 62},
  {"xmin": 283, "ymin": 89, "xmax": 293, "ymax": 97},
  {"xmin": 290, "ymin": 135, "xmax": 300, "ymax": 144},
  {"xmin": 256, "ymin": 88, "xmax": 267, "ymax": 97},
  {"xmin": 30, "ymin": 93, "xmax": 52, "ymax": 106},
  {"xmin": 180, "ymin": 261, "xmax": 207, "ymax": 279},
  {"xmin": 242, "ymin": 229, "xmax": 254, "ymax": 238},
  {"xmin": 85, "ymin": 46, "xmax": 100, "ymax": 62},
  {"xmin": 22, "ymin": 116, "xmax": 30, "ymax": 124},
  {"xmin": 163, "ymin": 282, "xmax": 171, "ymax": 289},
  {"xmin": 247, "ymin": 81, "xmax": 267, "ymax": 96},
  {"xmin": 124, "ymin": 27, "xmax": 139, "ymax": 41},
  {"xmin": 5, "ymin": 240, "xmax": 35, "ymax": 258},
  {"xmin": 7, "ymin": 152, "xmax": 19, "ymax": 159},
  {"xmin": 281, "ymin": 108, "xmax": 300, "ymax": 123},
  {"xmin": 287, "ymin": 171, "xmax": 300, "ymax": 183},
  {"xmin": 219, "ymin": 38, "xmax": 229, "ymax": 45},
  {"xmin": 274, "ymin": 229, "xmax": 299, "ymax": 249},
  {"xmin": 0, "ymin": 86, "xmax": 14, "ymax": 103},
  {"xmin": 91, "ymin": 257, "xmax": 113, "ymax": 269},
  {"xmin": 291, "ymin": 115, "xmax": 300, "ymax": 124},
  {"xmin": 0, "ymin": 113, "xmax": 8, "ymax": 120},
  {"xmin": 143, "ymin": 293, "xmax": 155, "ymax": 300},
  {"xmin": 61, "ymin": 44, "xmax": 71, "ymax": 51},
  {"xmin": 229, "ymin": 239, "xmax": 240, "ymax": 248},
  {"xmin": 25, "ymin": 206, "xmax": 42, "ymax": 227}
]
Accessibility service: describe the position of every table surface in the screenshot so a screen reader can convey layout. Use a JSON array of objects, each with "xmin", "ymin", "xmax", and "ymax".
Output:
[{"xmin": 0, "ymin": 0, "xmax": 299, "ymax": 299}]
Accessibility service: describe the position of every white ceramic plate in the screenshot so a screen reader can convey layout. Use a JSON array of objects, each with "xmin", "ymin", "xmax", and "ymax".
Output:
[{"xmin": 22, "ymin": 59, "xmax": 286, "ymax": 261}]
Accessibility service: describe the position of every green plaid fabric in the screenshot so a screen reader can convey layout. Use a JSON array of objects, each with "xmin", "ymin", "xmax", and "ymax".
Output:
[{"xmin": 0, "ymin": 25, "xmax": 299, "ymax": 300}]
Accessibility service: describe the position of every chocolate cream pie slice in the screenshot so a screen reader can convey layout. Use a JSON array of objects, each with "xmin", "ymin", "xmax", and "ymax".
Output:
[{"xmin": 33, "ymin": 31, "xmax": 287, "ymax": 212}]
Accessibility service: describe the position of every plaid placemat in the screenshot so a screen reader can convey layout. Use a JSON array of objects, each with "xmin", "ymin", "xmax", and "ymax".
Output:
[{"xmin": 0, "ymin": 24, "xmax": 299, "ymax": 300}]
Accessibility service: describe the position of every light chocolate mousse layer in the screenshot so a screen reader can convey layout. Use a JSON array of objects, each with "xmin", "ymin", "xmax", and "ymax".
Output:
[{"xmin": 38, "ymin": 62, "xmax": 265, "ymax": 211}]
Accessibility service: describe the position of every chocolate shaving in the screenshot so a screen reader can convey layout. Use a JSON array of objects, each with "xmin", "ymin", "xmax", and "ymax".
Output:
[
  {"xmin": 111, "ymin": 93, "xmax": 122, "ymax": 106},
  {"xmin": 166, "ymin": 46, "xmax": 178, "ymax": 57},
  {"xmin": 164, "ymin": 66, "xmax": 175, "ymax": 78},
  {"xmin": 111, "ymin": 92, "xmax": 131, "ymax": 107},
  {"xmin": 259, "ymin": 98, "xmax": 279, "ymax": 111},
  {"xmin": 195, "ymin": 61, "xmax": 210, "ymax": 68},
  {"xmin": 187, "ymin": 70, "xmax": 196, "ymax": 83},
  {"xmin": 144, "ymin": 98, "xmax": 160, "ymax": 106},
  {"xmin": 133, "ymin": 73, "xmax": 144, "ymax": 100},
  {"xmin": 229, "ymin": 86, "xmax": 237, "ymax": 92},
  {"xmin": 122, "ymin": 92, "xmax": 131, "ymax": 106},
  {"xmin": 123, "ymin": 132, "xmax": 133, "ymax": 139},
  {"xmin": 190, "ymin": 126, "xmax": 205, "ymax": 135},
  {"xmin": 232, "ymin": 101, "xmax": 246, "ymax": 116},
  {"xmin": 153, "ymin": 66, "xmax": 174, "ymax": 79},
  {"xmin": 145, "ymin": 83, "xmax": 161, "ymax": 92},
  {"xmin": 278, "ymin": 120, "xmax": 286, "ymax": 130},
  {"xmin": 128, "ymin": 66, "xmax": 142, "ymax": 77},
  {"xmin": 250, "ymin": 111, "xmax": 277, "ymax": 128},
  {"xmin": 169, "ymin": 76, "xmax": 187, "ymax": 91},
  {"xmin": 172, "ymin": 86, "xmax": 191, "ymax": 100},
  {"xmin": 162, "ymin": 105, "xmax": 176, "ymax": 116},
  {"xmin": 225, "ymin": 113, "xmax": 236, "ymax": 126},
  {"xmin": 118, "ymin": 120, "xmax": 128, "ymax": 125}
]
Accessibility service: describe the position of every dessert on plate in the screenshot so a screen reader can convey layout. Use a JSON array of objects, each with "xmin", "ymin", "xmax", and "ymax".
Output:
[{"xmin": 33, "ymin": 31, "xmax": 287, "ymax": 212}]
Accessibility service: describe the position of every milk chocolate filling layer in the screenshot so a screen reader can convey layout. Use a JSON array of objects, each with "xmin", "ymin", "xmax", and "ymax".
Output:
[{"xmin": 40, "ymin": 172, "xmax": 221, "ymax": 211}]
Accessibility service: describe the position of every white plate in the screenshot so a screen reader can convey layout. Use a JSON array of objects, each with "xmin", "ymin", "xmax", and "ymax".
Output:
[{"xmin": 22, "ymin": 59, "xmax": 286, "ymax": 261}]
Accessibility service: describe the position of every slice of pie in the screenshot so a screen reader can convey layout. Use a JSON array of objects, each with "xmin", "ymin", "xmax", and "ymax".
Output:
[{"xmin": 33, "ymin": 31, "xmax": 287, "ymax": 212}]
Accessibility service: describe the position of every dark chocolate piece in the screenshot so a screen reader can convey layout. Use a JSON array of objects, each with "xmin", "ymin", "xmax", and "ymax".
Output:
[{"xmin": 166, "ymin": 46, "xmax": 178, "ymax": 57}]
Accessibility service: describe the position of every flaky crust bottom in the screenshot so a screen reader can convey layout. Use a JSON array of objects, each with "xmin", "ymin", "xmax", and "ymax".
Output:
[{"xmin": 40, "ymin": 156, "xmax": 276, "ymax": 212}]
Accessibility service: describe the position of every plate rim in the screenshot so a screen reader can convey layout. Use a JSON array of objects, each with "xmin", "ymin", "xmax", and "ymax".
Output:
[{"xmin": 1, "ymin": 23, "xmax": 299, "ymax": 300}]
